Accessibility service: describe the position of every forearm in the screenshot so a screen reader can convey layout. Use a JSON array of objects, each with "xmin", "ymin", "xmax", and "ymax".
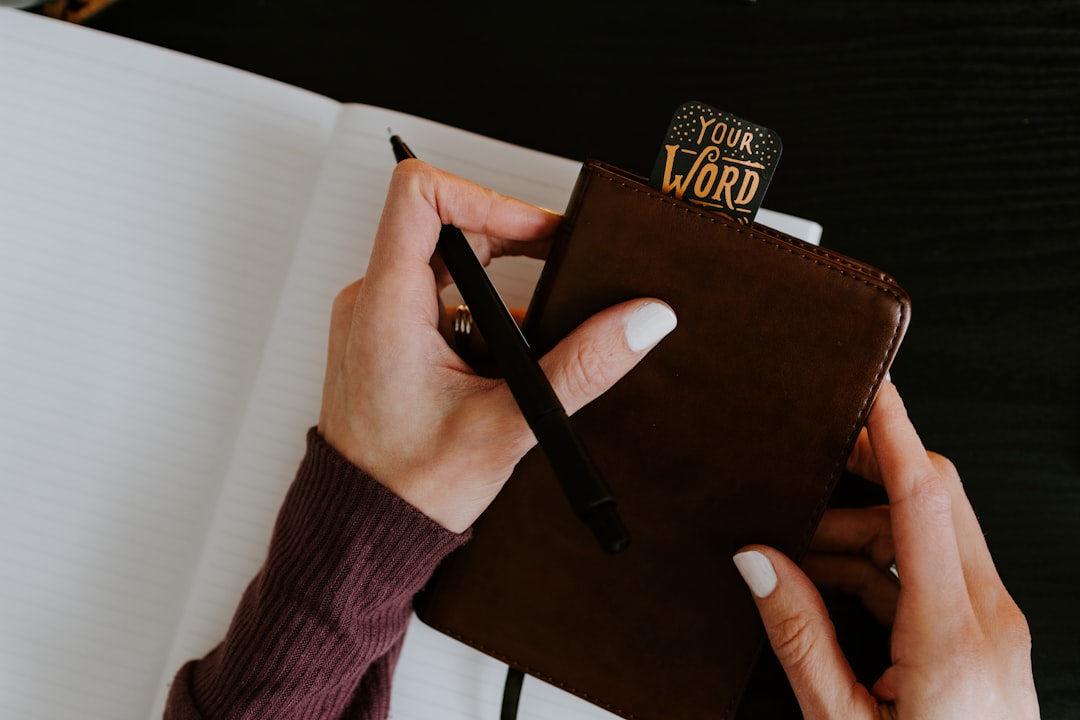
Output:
[{"xmin": 165, "ymin": 428, "xmax": 469, "ymax": 719}]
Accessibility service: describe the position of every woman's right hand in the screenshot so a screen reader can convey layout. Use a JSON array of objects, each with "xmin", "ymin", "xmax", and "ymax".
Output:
[{"xmin": 317, "ymin": 160, "xmax": 676, "ymax": 534}]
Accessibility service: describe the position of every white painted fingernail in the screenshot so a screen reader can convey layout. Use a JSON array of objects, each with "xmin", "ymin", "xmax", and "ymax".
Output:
[
  {"xmin": 733, "ymin": 550, "xmax": 778, "ymax": 599},
  {"xmin": 624, "ymin": 302, "xmax": 677, "ymax": 352}
]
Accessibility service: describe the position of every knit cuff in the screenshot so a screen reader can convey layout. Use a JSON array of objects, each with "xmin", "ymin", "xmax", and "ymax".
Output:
[
  {"xmin": 181, "ymin": 429, "xmax": 471, "ymax": 718},
  {"xmin": 261, "ymin": 428, "xmax": 472, "ymax": 606}
]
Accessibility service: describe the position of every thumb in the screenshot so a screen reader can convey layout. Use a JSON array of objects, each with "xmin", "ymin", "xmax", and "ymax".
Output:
[
  {"xmin": 539, "ymin": 300, "xmax": 677, "ymax": 415},
  {"xmin": 733, "ymin": 546, "xmax": 878, "ymax": 720}
]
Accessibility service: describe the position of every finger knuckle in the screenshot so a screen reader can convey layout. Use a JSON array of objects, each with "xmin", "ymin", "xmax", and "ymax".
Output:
[
  {"xmin": 390, "ymin": 157, "xmax": 429, "ymax": 185},
  {"xmin": 388, "ymin": 158, "xmax": 445, "ymax": 206},
  {"xmin": 769, "ymin": 612, "xmax": 827, "ymax": 674},
  {"xmin": 927, "ymin": 451, "xmax": 959, "ymax": 479},
  {"xmin": 845, "ymin": 434, "xmax": 874, "ymax": 476},
  {"xmin": 331, "ymin": 282, "xmax": 361, "ymax": 319},
  {"xmin": 905, "ymin": 468, "xmax": 954, "ymax": 524},
  {"xmin": 997, "ymin": 601, "xmax": 1034, "ymax": 654},
  {"xmin": 561, "ymin": 342, "xmax": 615, "ymax": 401}
]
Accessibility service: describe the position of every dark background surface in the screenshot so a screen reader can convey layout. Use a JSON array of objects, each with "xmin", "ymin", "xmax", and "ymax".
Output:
[{"xmin": 53, "ymin": 0, "xmax": 1080, "ymax": 715}]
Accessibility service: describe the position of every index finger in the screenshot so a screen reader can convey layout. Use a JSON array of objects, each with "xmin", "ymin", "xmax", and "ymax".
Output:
[
  {"xmin": 864, "ymin": 383, "xmax": 972, "ymax": 618},
  {"xmin": 370, "ymin": 159, "xmax": 561, "ymax": 280},
  {"xmin": 357, "ymin": 160, "xmax": 560, "ymax": 338}
]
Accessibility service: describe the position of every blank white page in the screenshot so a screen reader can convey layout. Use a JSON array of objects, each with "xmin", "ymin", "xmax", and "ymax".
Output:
[{"xmin": 0, "ymin": 11, "xmax": 339, "ymax": 720}]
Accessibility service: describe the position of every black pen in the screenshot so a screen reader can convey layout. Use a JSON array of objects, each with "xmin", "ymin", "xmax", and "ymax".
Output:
[{"xmin": 390, "ymin": 135, "xmax": 629, "ymax": 554}]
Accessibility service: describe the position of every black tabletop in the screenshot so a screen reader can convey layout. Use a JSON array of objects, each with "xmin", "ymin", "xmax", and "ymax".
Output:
[{"xmin": 81, "ymin": 0, "xmax": 1080, "ymax": 716}]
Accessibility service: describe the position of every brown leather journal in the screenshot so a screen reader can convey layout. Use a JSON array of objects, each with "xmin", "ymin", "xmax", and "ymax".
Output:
[{"xmin": 414, "ymin": 160, "xmax": 911, "ymax": 719}]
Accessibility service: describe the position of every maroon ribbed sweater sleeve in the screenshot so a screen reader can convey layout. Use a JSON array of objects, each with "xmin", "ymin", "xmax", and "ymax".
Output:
[{"xmin": 164, "ymin": 428, "xmax": 471, "ymax": 719}]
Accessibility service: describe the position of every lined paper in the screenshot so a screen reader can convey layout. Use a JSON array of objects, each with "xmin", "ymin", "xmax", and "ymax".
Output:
[
  {"xmin": 2, "ymin": 11, "xmax": 822, "ymax": 720},
  {"xmin": 0, "ymin": 11, "xmax": 338, "ymax": 719}
]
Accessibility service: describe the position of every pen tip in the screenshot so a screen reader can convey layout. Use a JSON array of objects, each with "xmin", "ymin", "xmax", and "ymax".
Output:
[{"xmin": 390, "ymin": 135, "xmax": 415, "ymax": 162}]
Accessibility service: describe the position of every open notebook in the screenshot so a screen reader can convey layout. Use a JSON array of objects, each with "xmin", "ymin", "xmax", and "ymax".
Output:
[{"xmin": 0, "ymin": 10, "xmax": 821, "ymax": 720}]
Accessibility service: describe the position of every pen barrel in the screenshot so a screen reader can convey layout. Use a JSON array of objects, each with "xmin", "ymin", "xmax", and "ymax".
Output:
[
  {"xmin": 530, "ymin": 408, "xmax": 614, "ymax": 516},
  {"xmin": 531, "ymin": 411, "xmax": 629, "ymax": 555},
  {"xmin": 436, "ymin": 225, "xmax": 558, "ymax": 411},
  {"xmin": 436, "ymin": 224, "xmax": 628, "ymax": 553}
]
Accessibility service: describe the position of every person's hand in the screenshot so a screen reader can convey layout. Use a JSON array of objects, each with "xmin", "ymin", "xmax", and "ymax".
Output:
[
  {"xmin": 800, "ymin": 503, "xmax": 900, "ymax": 629},
  {"xmin": 732, "ymin": 382, "xmax": 1040, "ymax": 719},
  {"xmin": 318, "ymin": 160, "xmax": 676, "ymax": 533}
]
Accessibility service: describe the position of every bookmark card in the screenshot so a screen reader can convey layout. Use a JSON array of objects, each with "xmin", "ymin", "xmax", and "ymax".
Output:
[{"xmin": 649, "ymin": 101, "xmax": 781, "ymax": 224}]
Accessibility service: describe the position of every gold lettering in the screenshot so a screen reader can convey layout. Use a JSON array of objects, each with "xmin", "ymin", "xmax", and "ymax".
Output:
[
  {"xmin": 660, "ymin": 145, "xmax": 721, "ymax": 200},
  {"xmin": 726, "ymin": 129, "xmax": 743, "ymax": 148},
  {"xmin": 734, "ymin": 170, "xmax": 760, "ymax": 205},
  {"xmin": 711, "ymin": 165, "xmax": 740, "ymax": 207},
  {"xmin": 696, "ymin": 116, "xmax": 716, "ymax": 145},
  {"xmin": 693, "ymin": 163, "xmax": 718, "ymax": 198},
  {"xmin": 739, "ymin": 131, "xmax": 754, "ymax": 154},
  {"xmin": 709, "ymin": 122, "xmax": 729, "ymax": 146}
]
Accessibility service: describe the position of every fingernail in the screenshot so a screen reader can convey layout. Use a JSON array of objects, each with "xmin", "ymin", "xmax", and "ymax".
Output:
[
  {"xmin": 624, "ymin": 302, "xmax": 677, "ymax": 352},
  {"xmin": 733, "ymin": 550, "xmax": 777, "ymax": 598}
]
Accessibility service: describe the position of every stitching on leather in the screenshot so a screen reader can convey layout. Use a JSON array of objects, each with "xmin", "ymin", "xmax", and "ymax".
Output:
[
  {"xmin": 593, "ymin": 172, "xmax": 906, "ymax": 304},
  {"xmin": 798, "ymin": 307, "xmax": 905, "ymax": 552},
  {"xmin": 590, "ymin": 162, "xmax": 894, "ymax": 281}
]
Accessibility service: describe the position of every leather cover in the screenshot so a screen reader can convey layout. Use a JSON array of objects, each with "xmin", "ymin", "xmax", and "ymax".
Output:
[{"xmin": 414, "ymin": 160, "xmax": 910, "ymax": 719}]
